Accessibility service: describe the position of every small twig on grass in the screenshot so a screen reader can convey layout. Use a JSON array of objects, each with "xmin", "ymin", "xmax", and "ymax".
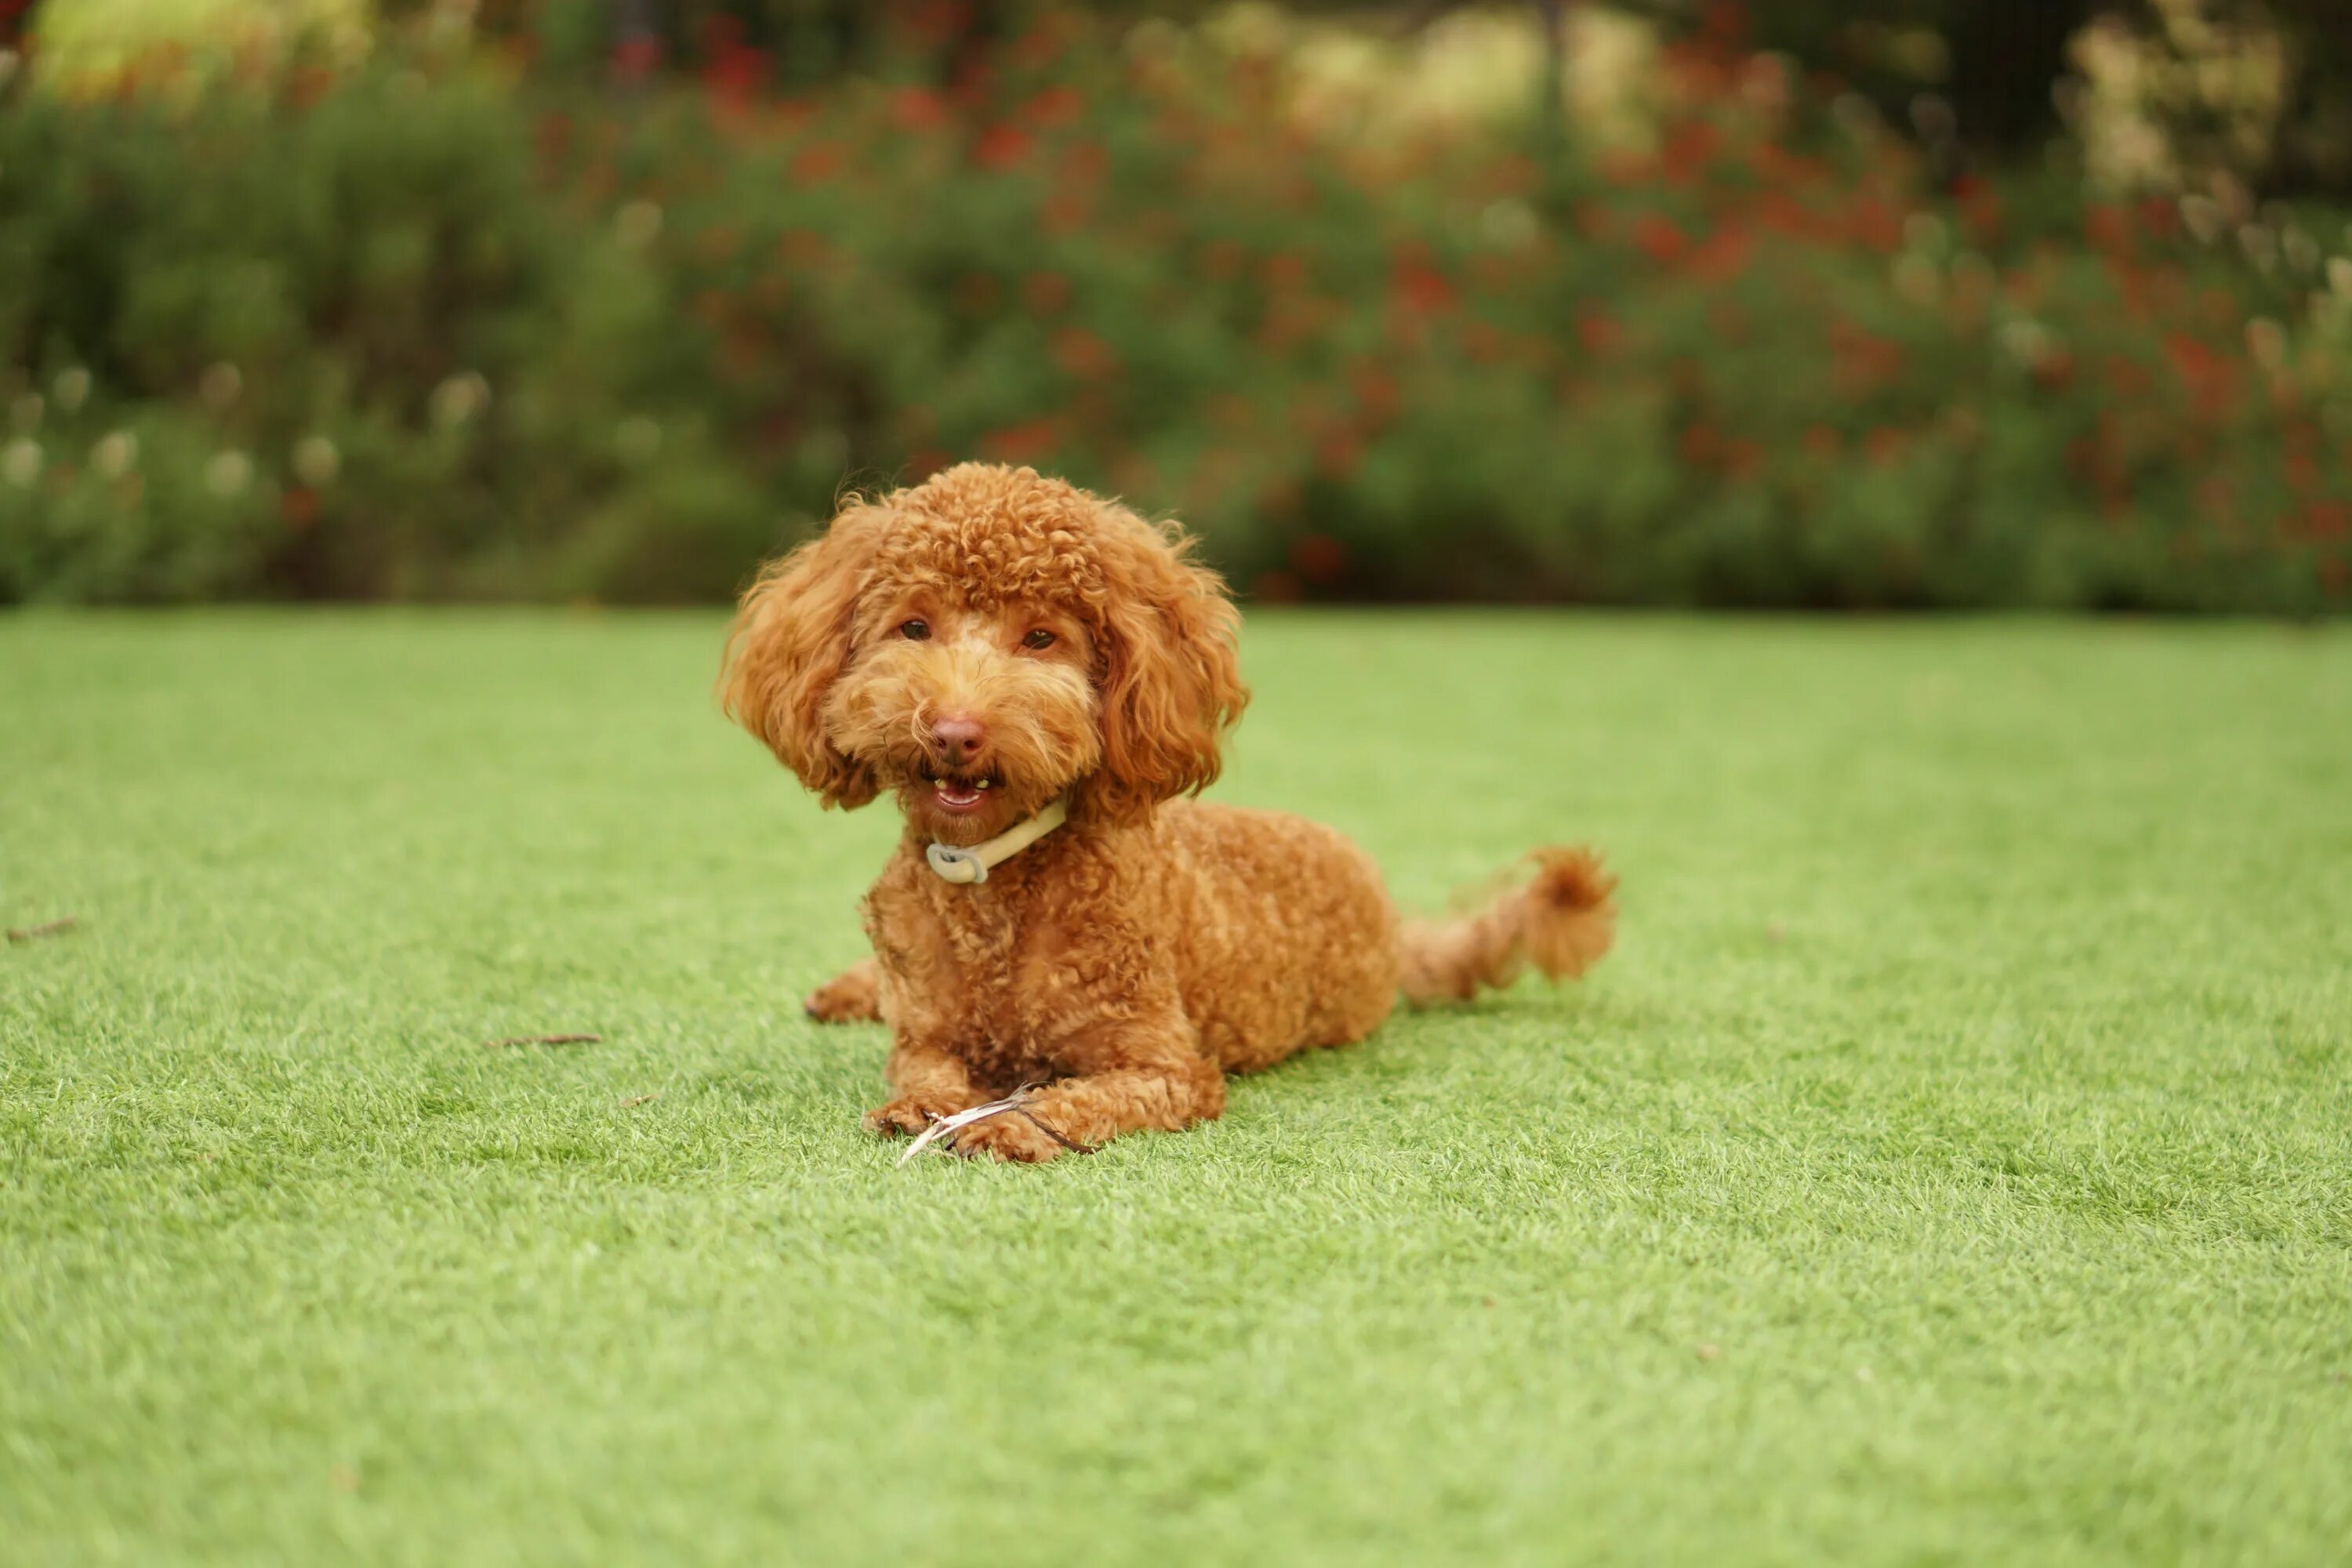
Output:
[
  {"xmin": 618, "ymin": 1092, "xmax": 661, "ymax": 1108},
  {"xmin": 894, "ymin": 1085, "xmax": 1098, "ymax": 1166},
  {"xmin": 6, "ymin": 916, "xmax": 78, "ymax": 945},
  {"xmin": 896, "ymin": 1091, "xmax": 1036, "ymax": 1167},
  {"xmin": 484, "ymin": 1033, "xmax": 602, "ymax": 1050}
]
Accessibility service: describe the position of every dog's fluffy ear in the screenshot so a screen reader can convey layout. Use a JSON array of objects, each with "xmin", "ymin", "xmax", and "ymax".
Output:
[
  {"xmin": 719, "ymin": 503, "xmax": 887, "ymax": 808},
  {"xmin": 1080, "ymin": 508, "xmax": 1249, "ymax": 826}
]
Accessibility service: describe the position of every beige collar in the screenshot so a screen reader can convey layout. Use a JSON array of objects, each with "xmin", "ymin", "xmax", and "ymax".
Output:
[{"xmin": 924, "ymin": 798, "xmax": 1069, "ymax": 885}]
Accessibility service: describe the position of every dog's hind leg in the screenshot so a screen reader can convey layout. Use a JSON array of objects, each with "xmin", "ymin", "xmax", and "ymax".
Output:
[{"xmin": 804, "ymin": 956, "xmax": 884, "ymax": 1023}]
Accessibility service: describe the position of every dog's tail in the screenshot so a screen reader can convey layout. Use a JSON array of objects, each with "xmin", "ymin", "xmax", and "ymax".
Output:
[{"xmin": 1397, "ymin": 846, "xmax": 1617, "ymax": 1008}]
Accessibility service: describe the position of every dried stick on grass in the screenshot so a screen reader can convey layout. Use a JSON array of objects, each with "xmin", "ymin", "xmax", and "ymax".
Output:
[
  {"xmin": 894, "ymin": 1086, "xmax": 1098, "ymax": 1166},
  {"xmin": 485, "ymin": 1033, "xmax": 603, "ymax": 1049},
  {"xmin": 7, "ymin": 916, "xmax": 78, "ymax": 944},
  {"xmin": 895, "ymin": 1091, "xmax": 1040, "ymax": 1167}
]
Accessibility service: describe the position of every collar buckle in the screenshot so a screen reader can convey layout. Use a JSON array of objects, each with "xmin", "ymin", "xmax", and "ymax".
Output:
[
  {"xmin": 924, "ymin": 842, "xmax": 989, "ymax": 884},
  {"xmin": 924, "ymin": 797, "xmax": 1070, "ymax": 886}
]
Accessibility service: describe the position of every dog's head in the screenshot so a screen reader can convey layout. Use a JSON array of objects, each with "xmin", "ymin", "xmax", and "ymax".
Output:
[{"xmin": 720, "ymin": 463, "xmax": 1247, "ymax": 844}]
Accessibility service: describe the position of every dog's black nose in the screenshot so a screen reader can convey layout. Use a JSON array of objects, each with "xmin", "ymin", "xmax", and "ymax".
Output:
[{"xmin": 932, "ymin": 716, "xmax": 987, "ymax": 763}]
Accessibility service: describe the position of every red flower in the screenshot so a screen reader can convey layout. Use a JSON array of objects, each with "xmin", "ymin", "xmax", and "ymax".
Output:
[
  {"xmin": 982, "ymin": 420, "xmax": 1058, "ymax": 463},
  {"xmin": 904, "ymin": 1, "xmax": 974, "ymax": 48},
  {"xmin": 1754, "ymin": 191, "xmax": 1811, "ymax": 238},
  {"xmin": 891, "ymin": 88, "xmax": 949, "ymax": 133},
  {"xmin": 1051, "ymin": 328, "xmax": 1117, "ymax": 382},
  {"xmin": 1392, "ymin": 259, "xmax": 1454, "ymax": 315},
  {"xmin": 2032, "ymin": 351, "xmax": 2076, "ymax": 392},
  {"xmin": 1022, "ymin": 271, "xmax": 1071, "ymax": 316},
  {"xmin": 1200, "ymin": 241, "xmax": 1244, "ymax": 282},
  {"xmin": 1059, "ymin": 142, "xmax": 1108, "ymax": 187},
  {"xmin": 611, "ymin": 34, "xmax": 662, "ymax": 82},
  {"xmin": 789, "ymin": 142, "xmax": 844, "ymax": 183},
  {"xmin": 1577, "ymin": 310, "xmax": 1624, "ymax": 358},
  {"xmin": 1690, "ymin": 225, "xmax": 1753, "ymax": 284},
  {"xmin": 2085, "ymin": 204, "xmax": 2130, "ymax": 251},
  {"xmin": 1751, "ymin": 143, "xmax": 1824, "ymax": 189},
  {"xmin": 1596, "ymin": 149, "xmax": 1651, "ymax": 189},
  {"xmin": 1261, "ymin": 251, "xmax": 1310, "ymax": 292},
  {"xmin": 1632, "ymin": 215, "xmax": 1689, "ymax": 267},
  {"xmin": 1700, "ymin": 0, "xmax": 1749, "ymax": 51},
  {"xmin": 1830, "ymin": 322, "xmax": 1905, "ymax": 394},
  {"xmin": 1660, "ymin": 121, "xmax": 1721, "ymax": 180},
  {"xmin": 1040, "ymin": 192, "xmax": 1091, "ymax": 235},
  {"xmin": 974, "ymin": 124, "xmax": 1033, "ymax": 170},
  {"xmin": 1350, "ymin": 362, "xmax": 1403, "ymax": 421},
  {"xmin": 1011, "ymin": 22, "xmax": 1072, "ymax": 73},
  {"xmin": 699, "ymin": 15, "xmax": 768, "ymax": 105},
  {"xmin": 534, "ymin": 111, "xmax": 573, "ymax": 164},
  {"xmin": 1314, "ymin": 429, "xmax": 1363, "ymax": 478},
  {"xmin": 703, "ymin": 48, "xmax": 769, "ymax": 105},
  {"xmin": 1954, "ymin": 176, "xmax": 2004, "ymax": 245},
  {"xmin": 1844, "ymin": 197, "xmax": 1902, "ymax": 253},
  {"xmin": 1023, "ymin": 85, "xmax": 1084, "ymax": 129}
]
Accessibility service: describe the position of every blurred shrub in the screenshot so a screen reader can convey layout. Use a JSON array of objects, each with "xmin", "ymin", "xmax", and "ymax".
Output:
[
  {"xmin": 27, "ymin": 0, "xmax": 376, "ymax": 96},
  {"xmin": 1736, "ymin": 0, "xmax": 2091, "ymax": 153},
  {"xmin": 2, "ymin": 6, "xmax": 2350, "ymax": 611},
  {"xmin": 2056, "ymin": 0, "xmax": 2352, "ymax": 201},
  {"xmin": 1737, "ymin": 0, "xmax": 2352, "ymax": 199},
  {"xmin": 0, "ymin": 58, "xmax": 782, "ymax": 600}
]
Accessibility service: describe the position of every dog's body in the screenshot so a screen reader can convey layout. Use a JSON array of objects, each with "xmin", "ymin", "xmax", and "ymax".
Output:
[{"xmin": 724, "ymin": 463, "xmax": 1613, "ymax": 1161}]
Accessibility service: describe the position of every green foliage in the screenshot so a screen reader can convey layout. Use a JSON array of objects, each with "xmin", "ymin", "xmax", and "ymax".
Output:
[
  {"xmin": 1733, "ymin": 0, "xmax": 2091, "ymax": 147},
  {"xmin": 0, "ymin": 63, "xmax": 779, "ymax": 601},
  {"xmin": 2, "ymin": 16, "xmax": 2350, "ymax": 610}
]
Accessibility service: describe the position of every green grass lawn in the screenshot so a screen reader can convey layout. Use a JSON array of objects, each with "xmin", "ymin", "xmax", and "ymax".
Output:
[{"xmin": 4, "ymin": 610, "xmax": 2349, "ymax": 1566}]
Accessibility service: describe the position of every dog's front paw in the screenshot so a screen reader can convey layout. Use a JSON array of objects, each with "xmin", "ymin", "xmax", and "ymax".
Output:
[
  {"xmin": 864, "ymin": 1098, "xmax": 961, "ymax": 1138},
  {"xmin": 951, "ymin": 1111, "xmax": 1072, "ymax": 1163}
]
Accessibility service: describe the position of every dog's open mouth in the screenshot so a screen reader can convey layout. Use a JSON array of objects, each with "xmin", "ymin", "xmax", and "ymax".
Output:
[{"xmin": 916, "ymin": 764, "xmax": 1001, "ymax": 815}]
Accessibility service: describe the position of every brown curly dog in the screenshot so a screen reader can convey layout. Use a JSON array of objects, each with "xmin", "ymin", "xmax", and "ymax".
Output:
[{"xmin": 722, "ymin": 463, "xmax": 1615, "ymax": 1162}]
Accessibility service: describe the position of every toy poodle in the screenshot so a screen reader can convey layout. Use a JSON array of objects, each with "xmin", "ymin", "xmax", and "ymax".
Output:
[{"xmin": 721, "ymin": 463, "xmax": 1614, "ymax": 1162}]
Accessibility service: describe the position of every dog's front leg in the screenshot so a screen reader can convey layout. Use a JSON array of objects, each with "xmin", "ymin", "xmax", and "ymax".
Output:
[
  {"xmin": 863, "ymin": 1033, "xmax": 983, "ymax": 1138},
  {"xmin": 951, "ymin": 1017, "xmax": 1226, "ymax": 1163}
]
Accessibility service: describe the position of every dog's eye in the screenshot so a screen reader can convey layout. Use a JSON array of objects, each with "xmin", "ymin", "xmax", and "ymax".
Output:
[
  {"xmin": 898, "ymin": 619, "xmax": 931, "ymax": 641},
  {"xmin": 1022, "ymin": 629, "xmax": 1056, "ymax": 651}
]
